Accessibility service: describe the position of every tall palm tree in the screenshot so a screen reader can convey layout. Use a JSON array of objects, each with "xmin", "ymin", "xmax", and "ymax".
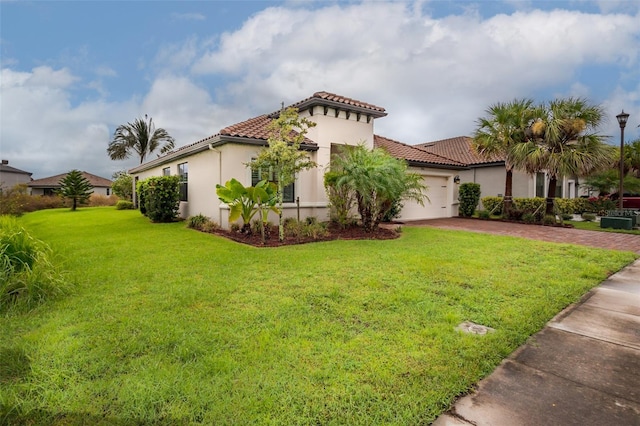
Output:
[
  {"xmin": 473, "ymin": 99, "xmax": 535, "ymax": 216},
  {"xmin": 511, "ymin": 98, "xmax": 617, "ymax": 215},
  {"xmin": 107, "ymin": 115, "xmax": 175, "ymax": 164}
]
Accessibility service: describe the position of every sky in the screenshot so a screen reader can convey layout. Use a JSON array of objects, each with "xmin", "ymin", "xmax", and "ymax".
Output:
[{"xmin": 1, "ymin": 0, "xmax": 639, "ymax": 180}]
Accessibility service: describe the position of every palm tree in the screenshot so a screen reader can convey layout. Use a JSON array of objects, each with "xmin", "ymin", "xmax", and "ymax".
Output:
[
  {"xmin": 511, "ymin": 98, "xmax": 617, "ymax": 215},
  {"xmin": 107, "ymin": 115, "xmax": 175, "ymax": 164},
  {"xmin": 473, "ymin": 99, "xmax": 535, "ymax": 216}
]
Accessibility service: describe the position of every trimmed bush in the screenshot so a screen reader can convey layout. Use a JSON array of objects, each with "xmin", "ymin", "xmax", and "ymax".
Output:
[
  {"xmin": 1, "ymin": 217, "xmax": 71, "ymax": 313},
  {"xmin": 480, "ymin": 196, "xmax": 503, "ymax": 216},
  {"xmin": 458, "ymin": 183, "xmax": 481, "ymax": 217},
  {"xmin": 542, "ymin": 215, "xmax": 557, "ymax": 226},
  {"xmin": 581, "ymin": 213, "xmax": 596, "ymax": 222},
  {"xmin": 522, "ymin": 212, "xmax": 537, "ymax": 223},
  {"xmin": 187, "ymin": 214, "xmax": 210, "ymax": 229},
  {"xmin": 115, "ymin": 200, "xmax": 134, "ymax": 210},
  {"xmin": 561, "ymin": 213, "xmax": 573, "ymax": 221},
  {"xmin": 507, "ymin": 208, "xmax": 525, "ymax": 221},
  {"xmin": 138, "ymin": 176, "xmax": 180, "ymax": 223}
]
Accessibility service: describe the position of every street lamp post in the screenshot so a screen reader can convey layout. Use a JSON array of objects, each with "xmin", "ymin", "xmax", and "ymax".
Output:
[{"xmin": 617, "ymin": 110, "xmax": 630, "ymax": 210}]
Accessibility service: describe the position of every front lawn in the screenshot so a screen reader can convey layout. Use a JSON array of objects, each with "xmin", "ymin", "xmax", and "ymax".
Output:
[{"xmin": 1, "ymin": 208, "xmax": 635, "ymax": 425}]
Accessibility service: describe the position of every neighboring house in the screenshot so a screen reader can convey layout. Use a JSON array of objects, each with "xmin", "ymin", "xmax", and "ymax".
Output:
[
  {"xmin": 0, "ymin": 160, "xmax": 32, "ymax": 191},
  {"xmin": 129, "ymin": 91, "xmax": 584, "ymax": 227},
  {"xmin": 29, "ymin": 171, "xmax": 112, "ymax": 196}
]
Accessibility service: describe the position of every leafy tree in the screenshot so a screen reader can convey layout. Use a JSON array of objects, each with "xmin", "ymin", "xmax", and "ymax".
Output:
[
  {"xmin": 111, "ymin": 171, "xmax": 133, "ymax": 200},
  {"xmin": 582, "ymin": 169, "xmax": 640, "ymax": 196},
  {"xmin": 107, "ymin": 115, "xmax": 175, "ymax": 164},
  {"xmin": 511, "ymin": 98, "xmax": 617, "ymax": 215},
  {"xmin": 329, "ymin": 144, "xmax": 428, "ymax": 232},
  {"xmin": 58, "ymin": 170, "xmax": 93, "ymax": 211},
  {"xmin": 473, "ymin": 99, "xmax": 535, "ymax": 216},
  {"xmin": 624, "ymin": 138, "xmax": 640, "ymax": 178},
  {"xmin": 247, "ymin": 107, "xmax": 317, "ymax": 241}
]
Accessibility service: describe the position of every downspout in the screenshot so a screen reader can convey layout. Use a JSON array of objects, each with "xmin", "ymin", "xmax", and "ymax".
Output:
[{"xmin": 209, "ymin": 143, "xmax": 223, "ymax": 222}]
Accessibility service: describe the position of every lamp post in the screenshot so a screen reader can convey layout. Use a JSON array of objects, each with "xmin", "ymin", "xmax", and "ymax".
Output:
[{"xmin": 617, "ymin": 110, "xmax": 630, "ymax": 210}]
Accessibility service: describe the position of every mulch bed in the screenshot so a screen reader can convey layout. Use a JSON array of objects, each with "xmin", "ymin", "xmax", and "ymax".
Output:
[{"xmin": 209, "ymin": 223, "xmax": 400, "ymax": 247}]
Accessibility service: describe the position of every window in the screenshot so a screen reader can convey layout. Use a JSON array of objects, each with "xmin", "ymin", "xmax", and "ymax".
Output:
[
  {"xmin": 535, "ymin": 173, "xmax": 545, "ymax": 198},
  {"xmin": 162, "ymin": 167, "xmax": 170, "ymax": 176},
  {"xmin": 251, "ymin": 161, "xmax": 294, "ymax": 203},
  {"xmin": 106, "ymin": 188, "xmax": 110, "ymax": 196},
  {"xmin": 178, "ymin": 163, "xmax": 188, "ymax": 202}
]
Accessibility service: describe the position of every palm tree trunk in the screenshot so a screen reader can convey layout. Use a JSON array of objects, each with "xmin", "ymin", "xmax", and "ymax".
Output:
[
  {"xmin": 546, "ymin": 176, "xmax": 557, "ymax": 216},
  {"xmin": 503, "ymin": 168, "xmax": 513, "ymax": 217}
]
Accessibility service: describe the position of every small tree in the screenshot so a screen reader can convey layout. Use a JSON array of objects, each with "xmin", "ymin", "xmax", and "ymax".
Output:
[
  {"xmin": 247, "ymin": 107, "xmax": 317, "ymax": 241},
  {"xmin": 458, "ymin": 183, "xmax": 481, "ymax": 217},
  {"xmin": 107, "ymin": 115, "xmax": 175, "ymax": 164},
  {"xmin": 111, "ymin": 171, "xmax": 133, "ymax": 200},
  {"xmin": 58, "ymin": 170, "xmax": 93, "ymax": 211}
]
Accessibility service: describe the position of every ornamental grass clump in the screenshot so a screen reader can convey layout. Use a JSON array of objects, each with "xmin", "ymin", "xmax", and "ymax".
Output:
[{"xmin": 0, "ymin": 216, "xmax": 70, "ymax": 313}]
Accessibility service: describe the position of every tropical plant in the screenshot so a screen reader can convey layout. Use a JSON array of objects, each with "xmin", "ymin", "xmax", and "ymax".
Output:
[
  {"xmin": 216, "ymin": 179, "xmax": 279, "ymax": 242},
  {"xmin": 473, "ymin": 99, "xmax": 535, "ymax": 216},
  {"xmin": 247, "ymin": 107, "xmax": 317, "ymax": 241},
  {"xmin": 458, "ymin": 183, "xmax": 481, "ymax": 217},
  {"xmin": 57, "ymin": 170, "xmax": 93, "ymax": 211},
  {"xmin": 511, "ymin": 98, "xmax": 617, "ymax": 215},
  {"xmin": 328, "ymin": 144, "xmax": 428, "ymax": 232},
  {"xmin": 324, "ymin": 170, "xmax": 357, "ymax": 228},
  {"xmin": 107, "ymin": 115, "xmax": 175, "ymax": 164},
  {"xmin": 111, "ymin": 171, "xmax": 133, "ymax": 200}
]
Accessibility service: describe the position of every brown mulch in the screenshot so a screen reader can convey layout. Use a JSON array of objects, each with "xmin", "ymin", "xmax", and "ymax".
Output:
[{"xmin": 208, "ymin": 223, "xmax": 400, "ymax": 247}]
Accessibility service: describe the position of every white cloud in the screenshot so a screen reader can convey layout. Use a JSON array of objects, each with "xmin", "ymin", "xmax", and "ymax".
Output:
[{"xmin": 190, "ymin": 3, "xmax": 640, "ymax": 143}]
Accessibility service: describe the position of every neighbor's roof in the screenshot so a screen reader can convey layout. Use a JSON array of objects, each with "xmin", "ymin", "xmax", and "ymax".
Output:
[
  {"xmin": 0, "ymin": 163, "xmax": 32, "ymax": 176},
  {"xmin": 374, "ymin": 135, "xmax": 467, "ymax": 169},
  {"xmin": 416, "ymin": 136, "xmax": 504, "ymax": 166},
  {"xmin": 290, "ymin": 91, "xmax": 387, "ymax": 118},
  {"xmin": 28, "ymin": 171, "xmax": 112, "ymax": 188}
]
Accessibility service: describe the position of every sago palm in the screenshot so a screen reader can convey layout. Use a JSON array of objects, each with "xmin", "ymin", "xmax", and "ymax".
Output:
[
  {"xmin": 107, "ymin": 115, "xmax": 175, "ymax": 164},
  {"xmin": 473, "ymin": 99, "xmax": 535, "ymax": 216}
]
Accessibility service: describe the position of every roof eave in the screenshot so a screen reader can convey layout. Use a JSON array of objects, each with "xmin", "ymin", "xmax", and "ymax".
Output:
[
  {"xmin": 280, "ymin": 98, "xmax": 388, "ymax": 119},
  {"xmin": 406, "ymin": 160, "xmax": 469, "ymax": 170}
]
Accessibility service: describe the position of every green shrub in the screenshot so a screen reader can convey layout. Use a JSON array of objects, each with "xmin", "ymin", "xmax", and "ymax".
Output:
[
  {"xmin": 542, "ymin": 215, "xmax": 557, "ymax": 226},
  {"xmin": 303, "ymin": 221, "xmax": 329, "ymax": 239},
  {"xmin": 477, "ymin": 210, "xmax": 491, "ymax": 219},
  {"xmin": 136, "ymin": 180, "xmax": 149, "ymax": 215},
  {"xmin": 187, "ymin": 214, "xmax": 210, "ymax": 229},
  {"xmin": 0, "ymin": 216, "xmax": 70, "ymax": 313},
  {"xmin": 581, "ymin": 213, "xmax": 596, "ymax": 222},
  {"xmin": 200, "ymin": 220, "xmax": 220, "ymax": 233},
  {"xmin": 522, "ymin": 212, "xmax": 537, "ymax": 223},
  {"xmin": 115, "ymin": 200, "xmax": 134, "ymax": 210},
  {"xmin": 561, "ymin": 213, "xmax": 573, "ymax": 221},
  {"xmin": 507, "ymin": 208, "xmax": 525, "ymax": 221},
  {"xmin": 382, "ymin": 198, "xmax": 403, "ymax": 222},
  {"xmin": 458, "ymin": 183, "xmax": 481, "ymax": 217},
  {"xmin": 138, "ymin": 176, "xmax": 180, "ymax": 223},
  {"xmin": 0, "ymin": 184, "xmax": 66, "ymax": 216},
  {"xmin": 584, "ymin": 196, "xmax": 616, "ymax": 215},
  {"xmin": 480, "ymin": 197, "xmax": 503, "ymax": 216}
]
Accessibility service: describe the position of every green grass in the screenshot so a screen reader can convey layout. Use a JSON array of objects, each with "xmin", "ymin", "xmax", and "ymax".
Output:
[
  {"xmin": 1, "ymin": 208, "xmax": 635, "ymax": 425},
  {"xmin": 568, "ymin": 219, "xmax": 640, "ymax": 234}
]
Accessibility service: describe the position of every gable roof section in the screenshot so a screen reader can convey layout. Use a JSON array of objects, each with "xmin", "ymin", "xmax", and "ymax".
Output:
[
  {"xmin": 290, "ymin": 91, "xmax": 387, "ymax": 119},
  {"xmin": 374, "ymin": 135, "xmax": 467, "ymax": 169},
  {"xmin": 28, "ymin": 171, "xmax": 112, "ymax": 188},
  {"xmin": 416, "ymin": 136, "xmax": 504, "ymax": 166},
  {"xmin": 0, "ymin": 162, "xmax": 32, "ymax": 176}
]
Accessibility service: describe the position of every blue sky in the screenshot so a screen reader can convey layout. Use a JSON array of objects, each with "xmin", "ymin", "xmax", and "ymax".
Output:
[{"xmin": 1, "ymin": 0, "xmax": 639, "ymax": 180}]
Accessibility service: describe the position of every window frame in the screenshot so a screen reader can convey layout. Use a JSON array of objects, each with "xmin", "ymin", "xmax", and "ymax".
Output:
[
  {"xmin": 178, "ymin": 163, "xmax": 188, "ymax": 202},
  {"xmin": 250, "ymin": 160, "xmax": 295, "ymax": 203}
]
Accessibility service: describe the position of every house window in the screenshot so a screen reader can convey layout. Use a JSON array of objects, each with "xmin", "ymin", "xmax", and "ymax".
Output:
[
  {"xmin": 178, "ymin": 163, "xmax": 188, "ymax": 202},
  {"xmin": 106, "ymin": 188, "xmax": 110, "ymax": 196},
  {"xmin": 251, "ymin": 160, "xmax": 294, "ymax": 203},
  {"xmin": 535, "ymin": 173, "xmax": 545, "ymax": 198},
  {"xmin": 162, "ymin": 167, "xmax": 171, "ymax": 176}
]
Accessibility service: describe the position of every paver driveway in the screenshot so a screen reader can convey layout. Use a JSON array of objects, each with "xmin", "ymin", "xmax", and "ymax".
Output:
[{"xmin": 406, "ymin": 218, "xmax": 640, "ymax": 254}]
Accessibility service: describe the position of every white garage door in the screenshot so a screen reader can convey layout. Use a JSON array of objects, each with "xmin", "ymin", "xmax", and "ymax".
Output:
[{"xmin": 398, "ymin": 175, "xmax": 449, "ymax": 221}]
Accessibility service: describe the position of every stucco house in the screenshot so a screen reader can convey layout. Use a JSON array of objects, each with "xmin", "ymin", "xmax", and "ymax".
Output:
[
  {"xmin": 0, "ymin": 160, "xmax": 32, "ymax": 191},
  {"xmin": 129, "ymin": 91, "xmax": 583, "ymax": 227},
  {"xmin": 29, "ymin": 171, "xmax": 112, "ymax": 196}
]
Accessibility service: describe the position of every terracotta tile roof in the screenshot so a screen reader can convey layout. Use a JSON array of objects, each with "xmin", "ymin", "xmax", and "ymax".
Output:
[
  {"xmin": 417, "ymin": 136, "xmax": 504, "ymax": 165},
  {"xmin": 374, "ymin": 135, "xmax": 466, "ymax": 167},
  {"xmin": 29, "ymin": 171, "xmax": 112, "ymax": 188},
  {"xmin": 218, "ymin": 114, "xmax": 273, "ymax": 140},
  {"xmin": 292, "ymin": 91, "xmax": 386, "ymax": 115}
]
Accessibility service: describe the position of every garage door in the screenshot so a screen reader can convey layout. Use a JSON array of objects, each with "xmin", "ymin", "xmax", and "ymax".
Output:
[{"xmin": 398, "ymin": 175, "xmax": 449, "ymax": 221}]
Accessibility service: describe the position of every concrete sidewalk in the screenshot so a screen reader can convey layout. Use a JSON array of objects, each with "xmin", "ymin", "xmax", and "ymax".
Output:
[{"xmin": 433, "ymin": 259, "xmax": 640, "ymax": 426}]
